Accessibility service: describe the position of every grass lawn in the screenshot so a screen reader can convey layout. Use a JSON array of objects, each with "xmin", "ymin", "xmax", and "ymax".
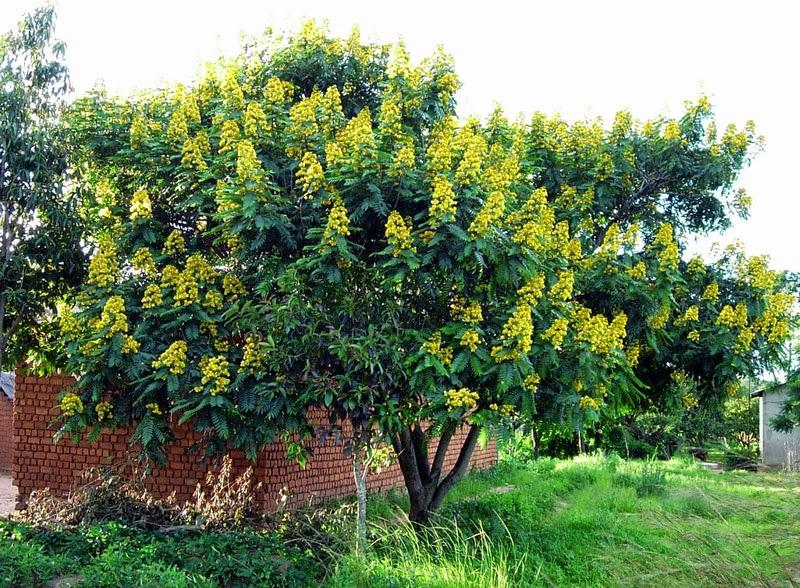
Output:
[{"xmin": 2, "ymin": 456, "xmax": 798, "ymax": 587}]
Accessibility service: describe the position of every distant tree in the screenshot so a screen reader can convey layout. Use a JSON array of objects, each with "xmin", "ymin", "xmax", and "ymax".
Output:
[{"xmin": 0, "ymin": 5, "xmax": 85, "ymax": 371}]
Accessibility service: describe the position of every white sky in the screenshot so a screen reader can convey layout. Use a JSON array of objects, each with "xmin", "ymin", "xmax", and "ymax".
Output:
[{"xmin": 3, "ymin": 0, "xmax": 798, "ymax": 272}]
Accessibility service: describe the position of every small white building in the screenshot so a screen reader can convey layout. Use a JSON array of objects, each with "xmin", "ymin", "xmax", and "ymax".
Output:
[{"xmin": 752, "ymin": 385, "xmax": 800, "ymax": 470}]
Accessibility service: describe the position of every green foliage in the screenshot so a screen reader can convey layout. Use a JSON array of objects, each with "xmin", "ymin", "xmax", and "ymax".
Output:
[
  {"xmin": 3, "ymin": 457, "xmax": 800, "ymax": 587},
  {"xmin": 57, "ymin": 22, "xmax": 794, "ymax": 517},
  {"xmin": 0, "ymin": 5, "xmax": 86, "ymax": 371},
  {"xmin": 0, "ymin": 518, "xmax": 320, "ymax": 588}
]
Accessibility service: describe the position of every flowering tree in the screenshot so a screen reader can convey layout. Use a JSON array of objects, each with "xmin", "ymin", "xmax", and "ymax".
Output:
[{"xmin": 60, "ymin": 24, "xmax": 794, "ymax": 523}]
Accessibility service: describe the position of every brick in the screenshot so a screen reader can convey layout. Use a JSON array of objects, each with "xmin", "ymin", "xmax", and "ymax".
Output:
[{"xmin": 8, "ymin": 373, "xmax": 496, "ymax": 510}]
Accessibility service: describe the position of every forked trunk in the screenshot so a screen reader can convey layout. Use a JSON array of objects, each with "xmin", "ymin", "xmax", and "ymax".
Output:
[{"xmin": 393, "ymin": 423, "xmax": 480, "ymax": 526}]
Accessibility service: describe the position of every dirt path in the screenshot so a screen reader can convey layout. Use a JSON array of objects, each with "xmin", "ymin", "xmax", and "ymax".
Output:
[{"xmin": 0, "ymin": 473, "xmax": 17, "ymax": 514}]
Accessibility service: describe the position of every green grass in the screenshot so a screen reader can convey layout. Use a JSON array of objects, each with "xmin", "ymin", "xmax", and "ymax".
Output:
[
  {"xmin": 331, "ymin": 455, "xmax": 800, "ymax": 587},
  {"xmin": 1, "ymin": 456, "xmax": 798, "ymax": 587}
]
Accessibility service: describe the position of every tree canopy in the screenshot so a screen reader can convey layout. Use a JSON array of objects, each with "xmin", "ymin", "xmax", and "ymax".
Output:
[
  {"xmin": 59, "ymin": 23, "xmax": 795, "ymax": 522},
  {"xmin": 0, "ymin": 5, "xmax": 85, "ymax": 370}
]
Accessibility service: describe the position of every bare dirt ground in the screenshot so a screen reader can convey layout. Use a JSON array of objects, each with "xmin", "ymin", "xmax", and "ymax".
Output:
[{"xmin": 0, "ymin": 473, "xmax": 17, "ymax": 514}]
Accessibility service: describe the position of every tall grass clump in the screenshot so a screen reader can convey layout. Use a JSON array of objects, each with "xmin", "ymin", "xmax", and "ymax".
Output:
[{"xmin": 327, "ymin": 517, "xmax": 529, "ymax": 588}]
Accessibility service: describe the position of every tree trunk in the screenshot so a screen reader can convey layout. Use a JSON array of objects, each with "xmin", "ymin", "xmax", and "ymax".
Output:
[
  {"xmin": 352, "ymin": 449, "xmax": 368, "ymax": 556},
  {"xmin": 393, "ymin": 423, "xmax": 481, "ymax": 526}
]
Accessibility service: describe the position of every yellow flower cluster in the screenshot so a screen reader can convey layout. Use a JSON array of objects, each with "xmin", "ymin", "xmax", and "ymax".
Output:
[
  {"xmin": 161, "ymin": 264, "xmax": 180, "ymax": 288},
  {"xmin": 622, "ymin": 222, "xmax": 639, "ymax": 248},
  {"xmin": 455, "ymin": 131, "xmax": 487, "ymax": 186},
  {"xmin": 721, "ymin": 123, "xmax": 750, "ymax": 154},
  {"xmin": 201, "ymin": 355, "xmax": 231, "ymax": 395},
  {"xmin": 702, "ymin": 282, "xmax": 720, "ymax": 303},
  {"xmin": 223, "ymin": 274, "xmax": 247, "ymax": 300},
  {"xmin": 517, "ymin": 275, "xmax": 546, "ymax": 307},
  {"xmin": 550, "ymin": 270, "xmax": 575, "ymax": 302},
  {"xmin": 163, "ymin": 229, "xmax": 186, "ymax": 255},
  {"xmin": 563, "ymin": 238, "xmax": 582, "ymax": 262},
  {"xmin": 489, "ymin": 403, "xmax": 516, "ymax": 417},
  {"xmin": 174, "ymin": 83, "xmax": 201, "ymax": 125},
  {"xmin": 662, "ymin": 120, "xmax": 682, "ymax": 142},
  {"xmin": 734, "ymin": 327, "xmax": 754, "ymax": 353},
  {"xmin": 659, "ymin": 242, "xmax": 679, "ymax": 272},
  {"xmin": 181, "ymin": 137, "xmax": 207, "ymax": 171},
  {"xmin": 296, "ymin": 151, "xmax": 325, "ymax": 197},
  {"xmin": 716, "ymin": 303, "xmax": 748, "ymax": 328},
  {"xmin": 428, "ymin": 176, "xmax": 457, "ymax": 226},
  {"xmin": 122, "ymin": 335, "xmax": 140, "ymax": 354},
  {"xmin": 524, "ymin": 373, "xmax": 541, "ymax": 394},
  {"xmin": 574, "ymin": 309, "xmax": 627, "ymax": 355},
  {"xmin": 542, "ymin": 318, "xmax": 569, "ymax": 350},
  {"xmin": 60, "ymin": 392, "xmax": 83, "ymax": 417},
  {"xmin": 337, "ymin": 107, "xmax": 375, "ymax": 161},
  {"xmin": 649, "ymin": 223, "xmax": 678, "ymax": 272},
  {"xmin": 740, "ymin": 255, "xmax": 777, "ymax": 291},
  {"xmin": 153, "ymin": 340, "xmax": 188, "ymax": 375},
  {"xmin": 754, "ymin": 292, "xmax": 794, "ymax": 344},
  {"xmin": 219, "ymin": 120, "xmax": 241, "ymax": 153},
  {"xmin": 600, "ymin": 223, "xmax": 621, "ymax": 257},
  {"xmin": 241, "ymin": 334, "xmax": 267, "ymax": 373},
  {"xmin": 450, "ymin": 297, "xmax": 483, "ymax": 323},
  {"xmin": 236, "ymin": 140, "xmax": 262, "ymax": 182},
  {"xmin": 244, "ymin": 101, "xmax": 269, "ymax": 138},
  {"xmin": 223, "ymin": 68, "xmax": 244, "ymax": 110},
  {"xmin": 687, "ymin": 329, "xmax": 701, "ymax": 342},
  {"xmin": 142, "ymin": 284, "xmax": 163, "ymax": 309},
  {"xmin": 185, "ymin": 254, "xmax": 217, "ymax": 282},
  {"xmin": 492, "ymin": 303, "xmax": 533, "ymax": 362},
  {"xmin": 378, "ymin": 91, "xmax": 404, "ymax": 141},
  {"xmin": 59, "ymin": 308, "xmax": 80, "ymax": 341},
  {"xmin": 325, "ymin": 141, "xmax": 344, "ymax": 167},
  {"xmin": 480, "ymin": 152, "xmax": 520, "ymax": 195},
  {"xmin": 424, "ymin": 332, "xmax": 453, "ymax": 366},
  {"xmin": 129, "ymin": 189, "xmax": 152, "ymax": 221},
  {"xmin": 687, "ymin": 256, "xmax": 706, "ymax": 276},
  {"xmin": 625, "ymin": 341, "xmax": 642, "ymax": 366},
  {"xmin": 510, "ymin": 190, "xmax": 557, "ymax": 252},
  {"xmin": 167, "ymin": 109, "xmax": 189, "ymax": 146},
  {"xmin": 131, "ymin": 247, "xmax": 157, "ymax": 277},
  {"xmin": 264, "ymin": 77, "xmax": 293, "ymax": 104},
  {"xmin": 426, "ymin": 117, "xmax": 455, "ymax": 175},
  {"xmin": 579, "ymin": 396, "xmax": 600, "ymax": 411},
  {"xmin": 391, "ymin": 138, "xmax": 416, "ymax": 177},
  {"xmin": 444, "ymin": 387, "xmax": 479, "ymax": 411},
  {"xmin": 625, "ymin": 261, "xmax": 647, "ymax": 280},
  {"xmin": 145, "ymin": 402, "xmax": 162, "ymax": 415},
  {"xmin": 322, "ymin": 199, "xmax": 351, "ymax": 247},
  {"xmin": 173, "ymin": 275, "xmax": 197, "ymax": 309},
  {"xmin": 203, "ymin": 289, "xmax": 223, "ymax": 312},
  {"xmin": 130, "ymin": 115, "xmax": 147, "ymax": 149},
  {"xmin": 682, "ymin": 393, "xmax": 699, "ymax": 409},
  {"xmin": 88, "ymin": 237, "xmax": 119, "ymax": 287},
  {"xmin": 385, "ymin": 211, "xmax": 416, "ymax": 255},
  {"xmin": 649, "ymin": 305, "xmax": 670, "ymax": 329},
  {"xmin": 468, "ymin": 191, "xmax": 505, "ymax": 238},
  {"xmin": 95, "ymin": 400, "xmax": 113, "ymax": 421},
  {"xmin": 459, "ymin": 329, "xmax": 481, "ymax": 352},
  {"xmin": 97, "ymin": 296, "xmax": 128, "ymax": 335},
  {"xmin": 674, "ymin": 305, "xmax": 699, "ymax": 327}
]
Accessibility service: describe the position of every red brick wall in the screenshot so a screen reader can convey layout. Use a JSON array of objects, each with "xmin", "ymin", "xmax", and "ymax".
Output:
[
  {"xmin": 12, "ymin": 374, "xmax": 496, "ymax": 510},
  {"xmin": 0, "ymin": 394, "xmax": 12, "ymax": 473}
]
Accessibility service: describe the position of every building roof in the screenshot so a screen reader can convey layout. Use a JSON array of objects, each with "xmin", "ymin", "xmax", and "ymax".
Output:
[{"xmin": 0, "ymin": 372, "xmax": 13, "ymax": 401}]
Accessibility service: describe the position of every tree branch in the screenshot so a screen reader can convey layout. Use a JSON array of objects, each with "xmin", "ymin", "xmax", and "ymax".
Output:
[{"xmin": 429, "ymin": 424, "xmax": 480, "ymax": 511}]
